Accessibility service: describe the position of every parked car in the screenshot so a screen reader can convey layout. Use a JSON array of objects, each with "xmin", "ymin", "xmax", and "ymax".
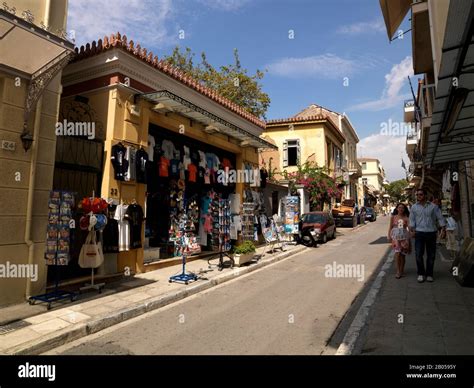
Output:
[
  {"xmin": 365, "ymin": 207, "xmax": 377, "ymax": 222},
  {"xmin": 298, "ymin": 211, "xmax": 336, "ymax": 246},
  {"xmin": 332, "ymin": 199, "xmax": 358, "ymax": 227},
  {"xmin": 357, "ymin": 206, "xmax": 367, "ymax": 224}
]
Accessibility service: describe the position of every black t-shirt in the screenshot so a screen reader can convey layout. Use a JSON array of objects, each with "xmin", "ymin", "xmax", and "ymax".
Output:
[
  {"xmin": 260, "ymin": 169, "xmax": 268, "ymax": 188},
  {"xmin": 124, "ymin": 204, "xmax": 144, "ymax": 249},
  {"xmin": 136, "ymin": 148, "xmax": 149, "ymax": 184},
  {"xmin": 103, "ymin": 205, "xmax": 119, "ymax": 253},
  {"xmin": 198, "ymin": 166, "xmax": 206, "ymax": 185},
  {"xmin": 111, "ymin": 143, "xmax": 128, "ymax": 181}
]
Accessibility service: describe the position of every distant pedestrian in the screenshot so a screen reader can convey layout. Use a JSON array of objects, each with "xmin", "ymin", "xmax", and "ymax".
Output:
[
  {"xmin": 409, "ymin": 188, "xmax": 446, "ymax": 283},
  {"xmin": 388, "ymin": 203, "xmax": 410, "ymax": 279}
]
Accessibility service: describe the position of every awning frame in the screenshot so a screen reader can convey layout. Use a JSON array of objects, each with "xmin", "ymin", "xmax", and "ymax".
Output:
[{"xmin": 139, "ymin": 90, "xmax": 278, "ymax": 150}]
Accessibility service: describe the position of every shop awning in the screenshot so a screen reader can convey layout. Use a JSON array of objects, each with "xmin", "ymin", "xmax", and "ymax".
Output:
[
  {"xmin": 0, "ymin": 8, "xmax": 74, "ymax": 79},
  {"xmin": 425, "ymin": 0, "xmax": 474, "ymax": 166},
  {"xmin": 379, "ymin": 0, "xmax": 411, "ymax": 40},
  {"xmin": 140, "ymin": 90, "xmax": 278, "ymax": 150}
]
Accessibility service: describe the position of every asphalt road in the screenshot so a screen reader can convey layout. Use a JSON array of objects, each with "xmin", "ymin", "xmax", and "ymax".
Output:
[{"xmin": 50, "ymin": 216, "xmax": 391, "ymax": 355}]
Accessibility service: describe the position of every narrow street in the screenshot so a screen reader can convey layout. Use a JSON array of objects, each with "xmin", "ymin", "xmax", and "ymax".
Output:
[{"xmin": 49, "ymin": 217, "xmax": 391, "ymax": 355}]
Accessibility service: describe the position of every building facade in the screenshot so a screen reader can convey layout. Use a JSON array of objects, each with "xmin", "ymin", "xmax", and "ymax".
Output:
[
  {"xmin": 382, "ymin": 0, "xmax": 474, "ymax": 239},
  {"xmin": 0, "ymin": 0, "xmax": 74, "ymax": 306},
  {"xmin": 357, "ymin": 158, "xmax": 386, "ymax": 207}
]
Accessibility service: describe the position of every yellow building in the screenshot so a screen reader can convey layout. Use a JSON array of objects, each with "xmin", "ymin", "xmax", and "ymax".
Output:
[
  {"xmin": 358, "ymin": 158, "xmax": 386, "ymax": 207},
  {"xmin": 51, "ymin": 33, "xmax": 275, "ymax": 285},
  {"xmin": 261, "ymin": 104, "xmax": 363, "ymax": 210},
  {"xmin": 0, "ymin": 1, "xmax": 73, "ymax": 306}
]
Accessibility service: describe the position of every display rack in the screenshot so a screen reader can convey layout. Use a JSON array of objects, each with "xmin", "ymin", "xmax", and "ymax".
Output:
[
  {"xmin": 242, "ymin": 202, "xmax": 256, "ymax": 241},
  {"xmin": 217, "ymin": 199, "xmax": 233, "ymax": 270},
  {"xmin": 169, "ymin": 214, "xmax": 198, "ymax": 285},
  {"xmin": 29, "ymin": 191, "xmax": 77, "ymax": 310}
]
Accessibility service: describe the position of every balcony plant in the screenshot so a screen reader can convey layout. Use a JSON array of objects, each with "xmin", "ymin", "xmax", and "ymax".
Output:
[{"xmin": 232, "ymin": 240, "xmax": 256, "ymax": 267}]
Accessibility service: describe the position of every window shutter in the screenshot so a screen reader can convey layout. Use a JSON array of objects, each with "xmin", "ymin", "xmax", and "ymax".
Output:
[
  {"xmin": 296, "ymin": 139, "xmax": 301, "ymax": 165},
  {"xmin": 283, "ymin": 140, "xmax": 288, "ymax": 168}
]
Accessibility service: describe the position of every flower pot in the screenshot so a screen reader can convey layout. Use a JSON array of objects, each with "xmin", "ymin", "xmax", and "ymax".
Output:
[{"xmin": 233, "ymin": 253, "xmax": 255, "ymax": 267}]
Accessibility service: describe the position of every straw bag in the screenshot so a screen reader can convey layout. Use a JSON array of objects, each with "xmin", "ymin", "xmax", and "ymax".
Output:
[{"xmin": 79, "ymin": 231, "xmax": 104, "ymax": 268}]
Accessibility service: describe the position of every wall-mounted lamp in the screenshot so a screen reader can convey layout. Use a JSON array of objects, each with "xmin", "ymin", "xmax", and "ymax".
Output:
[{"xmin": 20, "ymin": 124, "xmax": 34, "ymax": 152}]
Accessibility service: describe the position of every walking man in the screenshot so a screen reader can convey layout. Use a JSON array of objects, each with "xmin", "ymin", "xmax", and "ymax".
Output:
[{"xmin": 409, "ymin": 188, "xmax": 446, "ymax": 282}]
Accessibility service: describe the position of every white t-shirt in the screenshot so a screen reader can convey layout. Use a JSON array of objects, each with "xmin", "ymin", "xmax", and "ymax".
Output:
[
  {"xmin": 147, "ymin": 135, "xmax": 155, "ymax": 162},
  {"xmin": 114, "ymin": 204, "xmax": 130, "ymax": 252}
]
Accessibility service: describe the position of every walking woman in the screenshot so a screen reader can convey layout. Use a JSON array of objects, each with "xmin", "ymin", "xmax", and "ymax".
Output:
[{"xmin": 387, "ymin": 203, "xmax": 411, "ymax": 279}]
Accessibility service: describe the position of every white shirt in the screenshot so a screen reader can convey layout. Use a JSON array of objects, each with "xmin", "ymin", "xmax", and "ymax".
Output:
[
  {"xmin": 114, "ymin": 204, "xmax": 130, "ymax": 252},
  {"xmin": 147, "ymin": 135, "xmax": 155, "ymax": 162}
]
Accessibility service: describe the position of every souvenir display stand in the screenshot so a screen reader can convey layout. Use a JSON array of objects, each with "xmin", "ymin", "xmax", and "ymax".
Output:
[{"xmin": 29, "ymin": 191, "xmax": 77, "ymax": 310}]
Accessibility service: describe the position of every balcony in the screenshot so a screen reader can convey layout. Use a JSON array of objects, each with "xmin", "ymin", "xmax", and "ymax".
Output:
[
  {"xmin": 404, "ymin": 100, "xmax": 415, "ymax": 123},
  {"xmin": 348, "ymin": 160, "xmax": 362, "ymax": 178},
  {"xmin": 406, "ymin": 127, "xmax": 420, "ymax": 155}
]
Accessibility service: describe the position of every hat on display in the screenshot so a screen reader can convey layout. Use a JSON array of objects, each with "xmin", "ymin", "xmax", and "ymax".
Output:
[
  {"xmin": 94, "ymin": 214, "xmax": 108, "ymax": 231},
  {"xmin": 178, "ymin": 179, "xmax": 185, "ymax": 190},
  {"xmin": 79, "ymin": 215, "xmax": 90, "ymax": 230}
]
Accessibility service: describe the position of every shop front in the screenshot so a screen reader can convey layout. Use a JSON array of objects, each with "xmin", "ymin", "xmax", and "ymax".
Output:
[{"xmin": 38, "ymin": 32, "xmax": 277, "ymax": 291}]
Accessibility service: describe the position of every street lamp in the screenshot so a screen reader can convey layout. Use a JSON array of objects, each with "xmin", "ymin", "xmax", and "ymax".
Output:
[{"xmin": 20, "ymin": 123, "xmax": 34, "ymax": 152}]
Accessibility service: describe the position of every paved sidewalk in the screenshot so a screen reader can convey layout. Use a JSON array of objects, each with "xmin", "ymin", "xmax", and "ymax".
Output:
[
  {"xmin": 359, "ymin": 244, "xmax": 474, "ymax": 355},
  {"xmin": 0, "ymin": 243, "xmax": 306, "ymax": 355}
]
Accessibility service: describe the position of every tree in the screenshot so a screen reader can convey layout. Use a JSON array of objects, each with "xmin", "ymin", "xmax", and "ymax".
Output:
[
  {"xmin": 384, "ymin": 179, "xmax": 408, "ymax": 202},
  {"xmin": 163, "ymin": 47, "xmax": 270, "ymax": 119}
]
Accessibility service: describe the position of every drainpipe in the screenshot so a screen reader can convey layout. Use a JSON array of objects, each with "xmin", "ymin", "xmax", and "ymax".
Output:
[{"xmin": 25, "ymin": 97, "xmax": 43, "ymax": 299}]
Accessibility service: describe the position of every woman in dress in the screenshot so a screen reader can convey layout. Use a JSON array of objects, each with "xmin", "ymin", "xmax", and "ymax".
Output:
[{"xmin": 387, "ymin": 203, "xmax": 411, "ymax": 279}]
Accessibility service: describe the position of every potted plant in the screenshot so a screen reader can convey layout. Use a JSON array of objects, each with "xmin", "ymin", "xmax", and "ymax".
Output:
[{"xmin": 232, "ymin": 241, "xmax": 256, "ymax": 267}]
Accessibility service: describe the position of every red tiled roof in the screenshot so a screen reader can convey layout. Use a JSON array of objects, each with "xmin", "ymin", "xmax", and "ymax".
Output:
[
  {"xmin": 266, "ymin": 114, "xmax": 328, "ymax": 124},
  {"xmin": 71, "ymin": 32, "xmax": 266, "ymax": 128}
]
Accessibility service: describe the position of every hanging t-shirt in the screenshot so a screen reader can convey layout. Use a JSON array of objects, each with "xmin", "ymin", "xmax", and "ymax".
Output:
[
  {"xmin": 260, "ymin": 168, "xmax": 268, "ymax": 188},
  {"xmin": 103, "ymin": 205, "xmax": 119, "ymax": 253},
  {"xmin": 159, "ymin": 156, "xmax": 170, "ymax": 177},
  {"xmin": 179, "ymin": 162, "xmax": 185, "ymax": 180},
  {"xmin": 161, "ymin": 139, "xmax": 176, "ymax": 160},
  {"xmin": 124, "ymin": 204, "xmax": 144, "ymax": 249},
  {"xmin": 190, "ymin": 148, "xmax": 200, "ymax": 165},
  {"xmin": 114, "ymin": 204, "xmax": 130, "ymax": 252},
  {"xmin": 147, "ymin": 135, "xmax": 155, "ymax": 162},
  {"xmin": 204, "ymin": 168, "xmax": 211, "ymax": 184},
  {"xmin": 188, "ymin": 164, "xmax": 197, "ymax": 183},
  {"xmin": 135, "ymin": 148, "xmax": 148, "ymax": 184},
  {"xmin": 222, "ymin": 158, "xmax": 232, "ymax": 169},
  {"xmin": 198, "ymin": 150, "xmax": 206, "ymax": 168},
  {"xmin": 205, "ymin": 153, "xmax": 216, "ymax": 170},
  {"xmin": 111, "ymin": 143, "xmax": 128, "ymax": 181},
  {"xmin": 170, "ymin": 159, "xmax": 180, "ymax": 178},
  {"xmin": 183, "ymin": 146, "xmax": 192, "ymax": 169},
  {"xmin": 125, "ymin": 146, "xmax": 137, "ymax": 181},
  {"xmin": 198, "ymin": 166, "xmax": 205, "ymax": 185}
]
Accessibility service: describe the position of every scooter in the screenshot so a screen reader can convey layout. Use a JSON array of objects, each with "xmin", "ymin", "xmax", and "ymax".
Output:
[{"xmin": 297, "ymin": 223, "xmax": 317, "ymax": 247}]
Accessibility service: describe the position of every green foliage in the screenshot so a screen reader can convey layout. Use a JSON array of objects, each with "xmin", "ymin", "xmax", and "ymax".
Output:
[
  {"xmin": 384, "ymin": 179, "xmax": 408, "ymax": 202},
  {"xmin": 163, "ymin": 46, "xmax": 270, "ymax": 119},
  {"xmin": 233, "ymin": 240, "xmax": 256, "ymax": 255}
]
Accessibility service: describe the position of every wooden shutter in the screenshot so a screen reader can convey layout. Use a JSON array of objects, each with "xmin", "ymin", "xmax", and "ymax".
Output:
[{"xmin": 283, "ymin": 140, "xmax": 288, "ymax": 168}]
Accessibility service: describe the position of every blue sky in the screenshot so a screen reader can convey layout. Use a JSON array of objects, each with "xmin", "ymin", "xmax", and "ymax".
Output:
[{"xmin": 68, "ymin": 0, "xmax": 415, "ymax": 181}]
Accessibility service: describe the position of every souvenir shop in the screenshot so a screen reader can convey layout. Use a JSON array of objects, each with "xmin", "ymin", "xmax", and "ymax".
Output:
[{"xmin": 142, "ymin": 124, "xmax": 270, "ymax": 259}]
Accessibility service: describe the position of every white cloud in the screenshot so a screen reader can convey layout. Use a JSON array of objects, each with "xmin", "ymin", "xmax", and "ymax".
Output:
[
  {"xmin": 67, "ymin": 0, "xmax": 176, "ymax": 47},
  {"xmin": 266, "ymin": 54, "xmax": 375, "ymax": 80},
  {"xmin": 337, "ymin": 19, "xmax": 386, "ymax": 35},
  {"xmin": 195, "ymin": 0, "xmax": 251, "ymax": 11},
  {"xmin": 347, "ymin": 56, "xmax": 414, "ymax": 111},
  {"xmin": 358, "ymin": 134, "xmax": 407, "ymax": 181}
]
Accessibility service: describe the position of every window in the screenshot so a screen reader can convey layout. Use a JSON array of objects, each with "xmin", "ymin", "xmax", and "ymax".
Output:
[
  {"xmin": 362, "ymin": 178, "xmax": 368, "ymax": 185},
  {"xmin": 362, "ymin": 162, "xmax": 367, "ymax": 170},
  {"xmin": 283, "ymin": 139, "xmax": 300, "ymax": 167}
]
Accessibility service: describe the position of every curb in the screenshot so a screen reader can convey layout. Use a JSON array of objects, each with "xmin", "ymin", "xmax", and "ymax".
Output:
[
  {"xmin": 335, "ymin": 250, "xmax": 394, "ymax": 355},
  {"xmin": 4, "ymin": 245, "xmax": 307, "ymax": 355}
]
